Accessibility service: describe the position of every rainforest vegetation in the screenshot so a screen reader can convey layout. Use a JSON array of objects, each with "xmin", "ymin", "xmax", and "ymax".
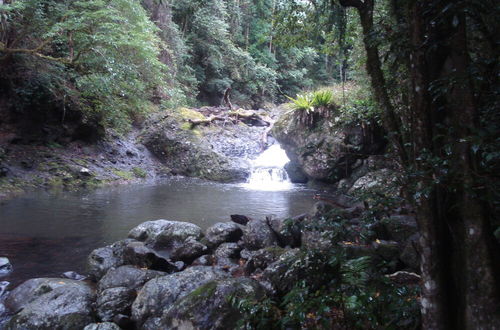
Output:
[{"xmin": 0, "ymin": 0, "xmax": 499, "ymax": 329}]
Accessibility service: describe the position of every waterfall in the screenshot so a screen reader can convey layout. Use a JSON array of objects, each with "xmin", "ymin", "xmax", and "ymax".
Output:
[{"xmin": 244, "ymin": 144, "xmax": 292, "ymax": 190}]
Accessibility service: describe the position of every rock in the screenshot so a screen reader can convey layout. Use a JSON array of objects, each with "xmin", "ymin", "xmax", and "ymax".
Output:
[
  {"xmin": 284, "ymin": 161, "xmax": 308, "ymax": 183},
  {"xmin": 6, "ymin": 278, "xmax": 95, "ymax": 330},
  {"xmin": 267, "ymin": 215, "xmax": 303, "ymax": 247},
  {"xmin": 84, "ymin": 322, "xmax": 122, "ymax": 330},
  {"xmin": 383, "ymin": 215, "xmax": 418, "ymax": 243},
  {"xmin": 62, "ymin": 271, "xmax": 87, "ymax": 281},
  {"xmin": 170, "ymin": 237, "xmax": 208, "ymax": 262},
  {"xmin": 348, "ymin": 168, "xmax": 399, "ymax": 195},
  {"xmin": 273, "ymin": 109, "xmax": 385, "ymax": 183},
  {"xmin": 160, "ymin": 278, "xmax": 266, "ymax": 329},
  {"xmin": 113, "ymin": 314, "xmax": 134, "ymax": 329},
  {"xmin": 128, "ymin": 219, "xmax": 203, "ymax": 249},
  {"xmin": 260, "ymin": 249, "xmax": 302, "ymax": 295},
  {"xmin": 244, "ymin": 247, "xmax": 286, "ymax": 275},
  {"xmin": 301, "ymin": 230, "xmax": 334, "ymax": 251},
  {"xmin": 400, "ymin": 234, "xmax": 420, "ymax": 272},
  {"xmin": 80, "ymin": 167, "xmax": 91, "ymax": 176},
  {"xmin": 191, "ymin": 255, "xmax": 215, "ymax": 266},
  {"xmin": 214, "ymin": 243, "xmax": 241, "ymax": 268},
  {"xmin": 0, "ymin": 258, "xmax": 12, "ymax": 277},
  {"xmin": 98, "ymin": 265, "xmax": 166, "ymax": 292},
  {"xmin": 205, "ymin": 222, "xmax": 243, "ymax": 248},
  {"xmin": 240, "ymin": 249, "xmax": 258, "ymax": 260},
  {"xmin": 97, "ymin": 287, "xmax": 135, "ymax": 322},
  {"xmin": 230, "ymin": 214, "xmax": 251, "ymax": 226},
  {"xmin": 372, "ymin": 240, "xmax": 400, "ymax": 261},
  {"xmin": 88, "ymin": 239, "xmax": 132, "ymax": 280},
  {"xmin": 386, "ymin": 271, "xmax": 421, "ymax": 285},
  {"xmin": 124, "ymin": 241, "xmax": 177, "ymax": 273},
  {"xmin": 131, "ymin": 266, "xmax": 229, "ymax": 328},
  {"xmin": 242, "ymin": 218, "xmax": 279, "ymax": 250},
  {"xmin": 0, "ymin": 281, "xmax": 9, "ymax": 297}
]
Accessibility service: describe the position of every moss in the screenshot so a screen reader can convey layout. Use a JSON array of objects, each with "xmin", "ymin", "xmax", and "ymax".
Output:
[
  {"xmin": 111, "ymin": 169, "xmax": 134, "ymax": 180},
  {"xmin": 176, "ymin": 107, "xmax": 206, "ymax": 121},
  {"xmin": 132, "ymin": 167, "xmax": 147, "ymax": 178},
  {"xmin": 187, "ymin": 281, "xmax": 218, "ymax": 301}
]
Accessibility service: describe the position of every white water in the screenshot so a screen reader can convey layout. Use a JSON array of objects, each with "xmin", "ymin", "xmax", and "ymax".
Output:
[{"xmin": 244, "ymin": 144, "xmax": 293, "ymax": 191}]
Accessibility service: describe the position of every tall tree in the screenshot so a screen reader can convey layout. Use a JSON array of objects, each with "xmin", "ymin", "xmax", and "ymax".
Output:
[{"xmin": 339, "ymin": 0, "xmax": 500, "ymax": 328}]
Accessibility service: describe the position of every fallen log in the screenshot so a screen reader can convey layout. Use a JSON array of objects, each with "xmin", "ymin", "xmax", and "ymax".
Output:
[{"xmin": 187, "ymin": 115, "xmax": 225, "ymax": 127}]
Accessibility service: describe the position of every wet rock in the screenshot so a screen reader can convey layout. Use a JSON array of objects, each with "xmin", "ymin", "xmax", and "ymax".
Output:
[
  {"xmin": 170, "ymin": 237, "xmax": 208, "ymax": 262},
  {"xmin": 62, "ymin": 271, "xmax": 86, "ymax": 281},
  {"xmin": 0, "ymin": 258, "xmax": 12, "ymax": 277},
  {"xmin": 84, "ymin": 322, "xmax": 122, "ymax": 330},
  {"xmin": 98, "ymin": 265, "xmax": 166, "ymax": 292},
  {"xmin": 244, "ymin": 247, "xmax": 286, "ymax": 275},
  {"xmin": 214, "ymin": 243, "xmax": 241, "ymax": 268},
  {"xmin": 230, "ymin": 214, "xmax": 251, "ymax": 226},
  {"xmin": 0, "ymin": 281, "xmax": 9, "ymax": 297},
  {"xmin": 240, "ymin": 249, "xmax": 258, "ymax": 260},
  {"xmin": 205, "ymin": 222, "xmax": 243, "ymax": 248},
  {"xmin": 6, "ymin": 278, "xmax": 95, "ymax": 330},
  {"xmin": 301, "ymin": 230, "xmax": 334, "ymax": 251},
  {"xmin": 383, "ymin": 215, "xmax": 418, "ymax": 243},
  {"xmin": 88, "ymin": 239, "xmax": 132, "ymax": 280},
  {"xmin": 128, "ymin": 219, "xmax": 203, "ymax": 249},
  {"xmin": 113, "ymin": 314, "xmax": 133, "ymax": 329},
  {"xmin": 400, "ymin": 234, "xmax": 420, "ymax": 272},
  {"xmin": 284, "ymin": 161, "xmax": 308, "ymax": 183},
  {"xmin": 131, "ymin": 266, "xmax": 229, "ymax": 328},
  {"xmin": 97, "ymin": 287, "xmax": 135, "ymax": 322},
  {"xmin": 348, "ymin": 169, "xmax": 399, "ymax": 195},
  {"xmin": 124, "ymin": 241, "xmax": 177, "ymax": 273},
  {"xmin": 242, "ymin": 218, "xmax": 279, "ymax": 250},
  {"xmin": 160, "ymin": 278, "xmax": 266, "ymax": 330},
  {"xmin": 80, "ymin": 167, "xmax": 91, "ymax": 176},
  {"xmin": 0, "ymin": 167, "xmax": 8, "ymax": 177}
]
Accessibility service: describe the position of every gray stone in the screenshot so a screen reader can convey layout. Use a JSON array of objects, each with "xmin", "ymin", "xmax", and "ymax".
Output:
[
  {"xmin": 84, "ymin": 323, "xmax": 121, "ymax": 330},
  {"xmin": 87, "ymin": 239, "xmax": 132, "ymax": 280},
  {"xmin": 170, "ymin": 237, "xmax": 208, "ymax": 262},
  {"xmin": 97, "ymin": 287, "xmax": 135, "ymax": 322},
  {"xmin": 131, "ymin": 266, "xmax": 229, "ymax": 327},
  {"xmin": 244, "ymin": 247, "xmax": 286, "ymax": 275},
  {"xmin": 128, "ymin": 219, "xmax": 203, "ymax": 249},
  {"xmin": 242, "ymin": 218, "xmax": 279, "ymax": 250},
  {"xmin": 267, "ymin": 215, "xmax": 304, "ymax": 247},
  {"xmin": 214, "ymin": 243, "xmax": 241, "ymax": 268},
  {"xmin": 400, "ymin": 234, "xmax": 420, "ymax": 272},
  {"xmin": 191, "ymin": 255, "xmax": 215, "ymax": 266},
  {"xmin": 160, "ymin": 278, "xmax": 265, "ymax": 330},
  {"xmin": 372, "ymin": 240, "xmax": 400, "ymax": 261},
  {"xmin": 284, "ymin": 161, "xmax": 308, "ymax": 183},
  {"xmin": 261, "ymin": 249, "xmax": 302, "ymax": 295},
  {"xmin": 123, "ymin": 241, "xmax": 177, "ymax": 273},
  {"xmin": 383, "ymin": 215, "xmax": 418, "ymax": 243},
  {"xmin": 98, "ymin": 265, "xmax": 166, "ymax": 292},
  {"xmin": 0, "ymin": 258, "xmax": 12, "ymax": 277},
  {"xmin": 205, "ymin": 222, "xmax": 243, "ymax": 247},
  {"xmin": 6, "ymin": 278, "xmax": 95, "ymax": 330}
]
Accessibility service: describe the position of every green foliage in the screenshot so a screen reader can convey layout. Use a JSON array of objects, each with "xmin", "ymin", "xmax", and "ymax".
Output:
[{"xmin": 1, "ymin": 0, "xmax": 166, "ymax": 131}]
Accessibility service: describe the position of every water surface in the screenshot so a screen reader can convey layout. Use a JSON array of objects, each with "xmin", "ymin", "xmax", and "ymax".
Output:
[{"xmin": 0, "ymin": 178, "xmax": 318, "ymax": 286}]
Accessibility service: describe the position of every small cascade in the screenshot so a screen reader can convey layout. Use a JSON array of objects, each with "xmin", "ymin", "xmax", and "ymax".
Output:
[{"xmin": 245, "ymin": 144, "xmax": 293, "ymax": 190}]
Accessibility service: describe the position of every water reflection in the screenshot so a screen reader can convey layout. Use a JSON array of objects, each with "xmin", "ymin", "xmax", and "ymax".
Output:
[{"xmin": 0, "ymin": 178, "xmax": 317, "ymax": 285}]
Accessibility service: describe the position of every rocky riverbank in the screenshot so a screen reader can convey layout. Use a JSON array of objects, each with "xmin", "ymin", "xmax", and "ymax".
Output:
[
  {"xmin": 0, "ymin": 194, "xmax": 421, "ymax": 329},
  {"xmin": 0, "ymin": 106, "xmax": 274, "ymax": 201}
]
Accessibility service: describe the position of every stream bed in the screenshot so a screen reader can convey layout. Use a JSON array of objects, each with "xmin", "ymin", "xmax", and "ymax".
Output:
[{"xmin": 0, "ymin": 178, "xmax": 319, "ymax": 286}]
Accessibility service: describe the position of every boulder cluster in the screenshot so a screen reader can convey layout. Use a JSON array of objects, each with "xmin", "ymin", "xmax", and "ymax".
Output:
[{"xmin": 1, "ymin": 197, "xmax": 420, "ymax": 330}]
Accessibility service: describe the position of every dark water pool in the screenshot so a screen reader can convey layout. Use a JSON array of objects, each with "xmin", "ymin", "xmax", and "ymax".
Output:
[{"xmin": 0, "ymin": 178, "xmax": 319, "ymax": 286}]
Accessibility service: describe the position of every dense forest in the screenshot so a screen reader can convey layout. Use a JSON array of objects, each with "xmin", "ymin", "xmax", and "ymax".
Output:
[{"xmin": 0, "ymin": 0, "xmax": 499, "ymax": 329}]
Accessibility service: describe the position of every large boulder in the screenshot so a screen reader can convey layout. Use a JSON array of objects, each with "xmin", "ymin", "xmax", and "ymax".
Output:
[
  {"xmin": 160, "ymin": 278, "xmax": 266, "ymax": 329},
  {"xmin": 273, "ymin": 108, "xmax": 385, "ymax": 183},
  {"xmin": 97, "ymin": 287, "xmax": 135, "ymax": 322},
  {"xmin": 244, "ymin": 247, "xmax": 287, "ymax": 275},
  {"xmin": 123, "ymin": 241, "xmax": 178, "ymax": 272},
  {"xmin": 128, "ymin": 220, "xmax": 203, "ymax": 249},
  {"xmin": 205, "ymin": 222, "xmax": 243, "ymax": 248},
  {"xmin": 131, "ymin": 266, "xmax": 229, "ymax": 328},
  {"xmin": 242, "ymin": 218, "xmax": 279, "ymax": 250},
  {"xmin": 98, "ymin": 265, "xmax": 166, "ymax": 292},
  {"xmin": 5, "ymin": 278, "xmax": 96, "ymax": 330},
  {"xmin": 87, "ymin": 239, "xmax": 132, "ymax": 280},
  {"xmin": 141, "ymin": 109, "xmax": 267, "ymax": 182}
]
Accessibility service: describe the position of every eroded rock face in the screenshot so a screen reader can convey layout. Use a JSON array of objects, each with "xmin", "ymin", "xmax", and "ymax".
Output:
[
  {"xmin": 5, "ymin": 278, "xmax": 96, "ymax": 330},
  {"xmin": 160, "ymin": 278, "xmax": 265, "ymax": 330},
  {"xmin": 131, "ymin": 266, "xmax": 229, "ymax": 328},
  {"xmin": 141, "ymin": 109, "xmax": 268, "ymax": 182},
  {"xmin": 273, "ymin": 110, "xmax": 385, "ymax": 183}
]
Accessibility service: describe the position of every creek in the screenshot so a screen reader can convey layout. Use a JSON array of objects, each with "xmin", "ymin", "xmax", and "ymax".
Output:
[{"xmin": 0, "ymin": 145, "xmax": 319, "ymax": 286}]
